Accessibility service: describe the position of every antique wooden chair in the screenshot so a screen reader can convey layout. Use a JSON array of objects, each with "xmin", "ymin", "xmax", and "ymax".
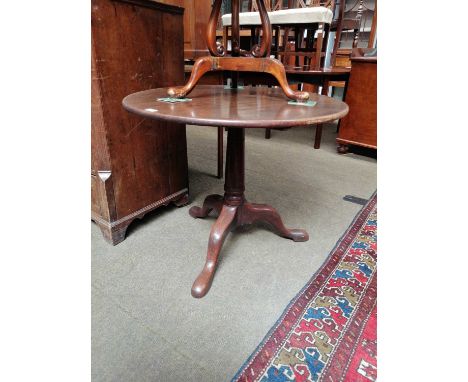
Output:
[
  {"xmin": 221, "ymin": 0, "xmax": 334, "ymax": 67},
  {"xmin": 213, "ymin": 3, "xmax": 360, "ymax": 183},
  {"xmin": 221, "ymin": 0, "xmax": 281, "ymax": 55},
  {"xmin": 272, "ymin": 1, "xmax": 335, "ymax": 70},
  {"xmin": 220, "ymin": 1, "xmax": 342, "ymax": 147},
  {"xmin": 214, "ymin": 1, "xmax": 361, "ymax": 176},
  {"xmin": 265, "ymin": 0, "xmax": 363, "ymax": 147}
]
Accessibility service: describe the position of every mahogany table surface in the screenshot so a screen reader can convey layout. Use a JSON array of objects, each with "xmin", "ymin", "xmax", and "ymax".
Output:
[{"xmin": 122, "ymin": 85, "xmax": 349, "ymax": 128}]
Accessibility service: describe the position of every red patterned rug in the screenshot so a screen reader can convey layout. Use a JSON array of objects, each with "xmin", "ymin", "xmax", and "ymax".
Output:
[{"xmin": 232, "ymin": 193, "xmax": 377, "ymax": 382}]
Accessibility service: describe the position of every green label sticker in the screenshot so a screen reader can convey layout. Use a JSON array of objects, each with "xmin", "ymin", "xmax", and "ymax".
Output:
[
  {"xmin": 157, "ymin": 97, "xmax": 192, "ymax": 103},
  {"xmin": 288, "ymin": 100, "xmax": 317, "ymax": 107}
]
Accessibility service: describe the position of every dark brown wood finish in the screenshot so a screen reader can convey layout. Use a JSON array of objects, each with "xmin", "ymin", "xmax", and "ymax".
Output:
[
  {"xmin": 217, "ymin": 127, "xmax": 224, "ymax": 179},
  {"xmin": 123, "ymin": 85, "xmax": 348, "ymax": 297},
  {"xmin": 183, "ymin": 0, "xmax": 212, "ymax": 60},
  {"xmin": 337, "ymin": 48, "xmax": 376, "ymax": 152},
  {"xmin": 189, "ymin": 127, "xmax": 308, "ymax": 298},
  {"xmin": 169, "ymin": 56, "xmax": 309, "ymax": 101},
  {"xmin": 220, "ymin": 1, "xmax": 354, "ymax": 149},
  {"xmin": 183, "ymin": 66, "xmax": 225, "ymax": 178},
  {"xmin": 237, "ymin": 67, "xmax": 351, "ymax": 147},
  {"xmin": 91, "ymin": 0, "xmax": 189, "ymax": 245},
  {"xmin": 170, "ymin": 0, "xmax": 309, "ymax": 102},
  {"xmin": 124, "ymin": 86, "xmax": 348, "ymax": 128}
]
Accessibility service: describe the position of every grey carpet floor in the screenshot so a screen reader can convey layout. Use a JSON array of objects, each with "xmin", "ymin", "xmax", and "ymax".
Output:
[{"xmin": 92, "ymin": 123, "xmax": 376, "ymax": 382}]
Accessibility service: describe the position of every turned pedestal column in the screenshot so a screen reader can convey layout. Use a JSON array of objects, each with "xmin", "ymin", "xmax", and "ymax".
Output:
[{"xmin": 189, "ymin": 128, "xmax": 308, "ymax": 298}]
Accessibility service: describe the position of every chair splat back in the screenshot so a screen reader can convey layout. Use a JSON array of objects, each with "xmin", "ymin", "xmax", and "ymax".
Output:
[
  {"xmin": 290, "ymin": 0, "xmax": 334, "ymax": 9},
  {"xmin": 250, "ymin": 0, "xmax": 280, "ymax": 12}
]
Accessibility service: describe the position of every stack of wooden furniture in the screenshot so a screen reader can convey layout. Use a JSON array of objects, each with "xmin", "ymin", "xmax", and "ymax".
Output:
[
  {"xmin": 178, "ymin": 0, "xmax": 376, "ymax": 182},
  {"xmin": 218, "ymin": 0, "xmax": 352, "ymax": 148},
  {"xmin": 91, "ymin": 0, "xmax": 189, "ymax": 245},
  {"xmin": 329, "ymin": 0, "xmax": 377, "ymax": 94}
]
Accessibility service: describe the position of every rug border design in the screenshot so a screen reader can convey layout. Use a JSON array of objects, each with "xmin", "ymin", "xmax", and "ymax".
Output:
[
  {"xmin": 337, "ymin": 299, "xmax": 377, "ymax": 382},
  {"xmin": 321, "ymin": 272, "xmax": 377, "ymax": 381},
  {"xmin": 232, "ymin": 191, "xmax": 377, "ymax": 382}
]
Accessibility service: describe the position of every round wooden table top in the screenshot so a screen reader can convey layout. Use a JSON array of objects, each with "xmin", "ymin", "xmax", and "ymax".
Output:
[{"xmin": 122, "ymin": 85, "xmax": 349, "ymax": 128}]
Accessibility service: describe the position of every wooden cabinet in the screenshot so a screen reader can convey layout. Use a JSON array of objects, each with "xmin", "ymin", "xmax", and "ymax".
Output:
[
  {"xmin": 183, "ymin": 0, "xmax": 213, "ymax": 60},
  {"xmin": 92, "ymin": 0, "xmax": 189, "ymax": 245},
  {"xmin": 337, "ymin": 48, "xmax": 377, "ymax": 152}
]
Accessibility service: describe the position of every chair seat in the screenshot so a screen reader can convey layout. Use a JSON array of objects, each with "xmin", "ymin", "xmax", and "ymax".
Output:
[
  {"xmin": 270, "ymin": 7, "xmax": 333, "ymax": 25},
  {"xmin": 221, "ymin": 7, "xmax": 333, "ymax": 27},
  {"xmin": 222, "ymin": 11, "xmax": 267, "ymax": 27}
]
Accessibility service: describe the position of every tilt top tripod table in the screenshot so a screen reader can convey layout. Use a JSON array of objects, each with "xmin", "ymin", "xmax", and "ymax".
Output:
[
  {"xmin": 123, "ymin": 86, "xmax": 349, "ymax": 298},
  {"xmin": 124, "ymin": 0, "xmax": 348, "ymax": 298}
]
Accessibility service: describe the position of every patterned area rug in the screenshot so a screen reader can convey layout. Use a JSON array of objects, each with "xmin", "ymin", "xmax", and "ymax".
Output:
[{"xmin": 232, "ymin": 193, "xmax": 377, "ymax": 382}]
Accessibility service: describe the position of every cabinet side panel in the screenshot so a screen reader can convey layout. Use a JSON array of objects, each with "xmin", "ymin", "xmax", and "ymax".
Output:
[
  {"xmin": 91, "ymin": 42, "xmax": 117, "ymax": 221},
  {"xmin": 91, "ymin": 0, "xmax": 187, "ymax": 219},
  {"xmin": 338, "ymin": 61, "xmax": 377, "ymax": 147},
  {"xmin": 183, "ymin": 0, "xmax": 212, "ymax": 59}
]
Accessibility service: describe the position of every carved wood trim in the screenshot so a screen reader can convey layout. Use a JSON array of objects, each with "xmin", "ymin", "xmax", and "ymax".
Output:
[
  {"xmin": 206, "ymin": 0, "xmax": 226, "ymax": 56},
  {"xmin": 91, "ymin": 188, "xmax": 189, "ymax": 229},
  {"xmin": 251, "ymin": 0, "xmax": 272, "ymax": 57},
  {"xmin": 293, "ymin": 0, "xmax": 334, "ymax": 8},
  {"xmin": 251, "ymin": 0, "xmax": 274, "ymax": 11},
  {"xmin": 169, "ymin": 56, "xmax": 310, "ymax": 101}
]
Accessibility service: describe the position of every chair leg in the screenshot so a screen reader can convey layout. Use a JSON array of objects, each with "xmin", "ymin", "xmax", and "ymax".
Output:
[
  {"xmin": 314, "ymin": 79, "xmax": 330, "ymax": 149},
  {"xmin": 223, "ymin": 26, "xmax": 228, "ymax": 51},
  {"xmin": 314, "ymin": 24, "xmax": 324, "ymax": 70},
  {"xmin": 337, "ymin": 78, "xmax": 350, "ymax": 133},
  {"xmin": 265, "ymin": 128, "xmax": 271, "ymax": 139},
  {"xmin": 314, "ymin": 125, "xmax": 322, "ymax": 149},
  {"xmin": 294, "ymin": 27, "xmax": 301, "ymax": 67},
  {"xmin": 217, "ymin": 126, "xmax": 223, "ymax": 179},
  {"xmin": 273, "ymin": 26, "xmax": 280, "ymax": 59}
]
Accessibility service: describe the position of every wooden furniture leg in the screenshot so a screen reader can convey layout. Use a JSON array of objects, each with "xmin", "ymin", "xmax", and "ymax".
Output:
[
  {"xmin": 336, "ymin": 78, "xmax": 350, "ymax": 133},
  {"xmin": 168, "ymin": 0, "xmax": 309, "ymax": 102},
  {"xmin": 239, "ymin": 203, "xmax": 308, "ymax": 242},
  {"xmin": 265, "ymin": 128, "xmax": 271, "ymax": 139},
  {"xmin": 168, "ymin": 56, "xmax": 213, "ymax": 98},
  {"xmin": 189, "ymin": 127, "xmax": 308, "ymax": 298},
  {"xmin": 94, "ymin": 221, "xmax": 130, "ymax": 246},
  {"xmin": 337, "ymin": 144, "xmax": 349, "ymax": 154},
  {"xmin": 314, "ymin": 78, "xmax": 330, "ymax": 149},
  {"xmin": 314, "ymin": 125, "xmax": 323, "ymax": 149},
  {"xmin": 168, "ymin": 56, "xmax": 310, "ymax": 102},
  {"xmin": 189, "ymin": 194, "xmax": 224, "ymax": 218},
  {"xmin": 191, "ymin": 204, "xmax": 238, "ymax": 298},
  {"xmin": 217, "ymin": 126, "xmax": 223, "ymax": 179}
]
